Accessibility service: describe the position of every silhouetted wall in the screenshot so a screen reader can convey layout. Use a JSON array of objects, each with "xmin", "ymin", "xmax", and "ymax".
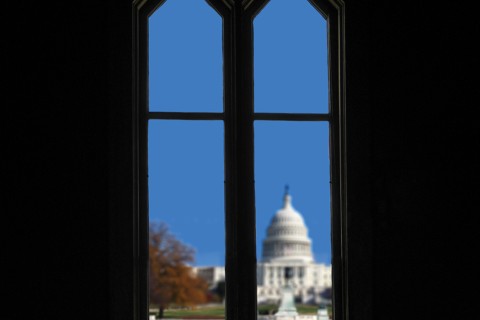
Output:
[
  {"xmin": 5, "ymin": 2, "xmax": 109, "ymax": 320},
  {"xmin": 5, "ymin": 1, "xmax": 477, "ymax": 320}
]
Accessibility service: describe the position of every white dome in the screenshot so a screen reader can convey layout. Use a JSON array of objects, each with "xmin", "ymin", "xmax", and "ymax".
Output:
[{"xmin": 262, "ymin": 190, "xmax": 314, "ymax": 263}]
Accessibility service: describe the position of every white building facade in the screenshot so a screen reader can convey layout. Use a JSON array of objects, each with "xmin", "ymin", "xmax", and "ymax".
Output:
[
  {"xmin": 257, "ymin": 192, "xmax": 331, "ymax": 304},
  {"xmin": 194, "ymin": 191, "xmax": 332, "ymax": 305}
]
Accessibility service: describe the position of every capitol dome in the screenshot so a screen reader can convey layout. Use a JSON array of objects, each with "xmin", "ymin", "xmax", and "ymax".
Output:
[{"xmin": 262, "ymin": 188, "xmax": 314, "ymax": 263}]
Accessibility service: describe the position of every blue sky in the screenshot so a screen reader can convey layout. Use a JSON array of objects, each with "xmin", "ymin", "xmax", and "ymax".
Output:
[{"xmin": 148, "ymin": 0, "xmax": 330, "ymax": 265}]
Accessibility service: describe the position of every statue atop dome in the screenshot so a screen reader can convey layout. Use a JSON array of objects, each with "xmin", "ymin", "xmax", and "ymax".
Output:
[{"xmin": 283, "ymin": 184, "xmax": 293, "ymax": 209}]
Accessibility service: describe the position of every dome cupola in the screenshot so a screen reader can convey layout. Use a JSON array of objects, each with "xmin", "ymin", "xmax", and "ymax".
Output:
[{"xmin": 262, "ymin": 186, "xmax": 314, "ymax": 263}]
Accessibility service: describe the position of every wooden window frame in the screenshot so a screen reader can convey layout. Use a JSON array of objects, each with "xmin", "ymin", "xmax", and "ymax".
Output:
[{"xmin": 131, "ymin": 0, "xmax": 346, "ymax": 319}]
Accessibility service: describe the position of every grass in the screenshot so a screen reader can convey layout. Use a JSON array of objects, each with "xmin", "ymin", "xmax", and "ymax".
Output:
[
  {"xmin": 155, "ymin": 303, "xmax": 331, "ymax": 319},
  {"xmin": 162, "ymin": 306, "xmax": 225, "ymax": 319}
]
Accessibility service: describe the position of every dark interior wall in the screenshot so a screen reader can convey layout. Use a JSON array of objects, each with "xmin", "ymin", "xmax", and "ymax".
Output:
[
  {"xmin": 348, "ymin": 2, "xmax": 478, "ymax": 319},
  {"xmin": 5, "ymin": 1, "xmax": 477, "ymax": 320},
  {"xmin": 5, "ymin": 2, "xmax": 109, "ymax": 320}
]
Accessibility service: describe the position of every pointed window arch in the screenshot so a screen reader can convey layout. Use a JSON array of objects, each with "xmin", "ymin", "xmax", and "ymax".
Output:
[{"xmin": 133, "ymin": 0, "xmax": 346, "ymax": 319}]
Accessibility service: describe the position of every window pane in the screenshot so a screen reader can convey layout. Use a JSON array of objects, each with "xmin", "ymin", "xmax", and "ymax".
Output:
[
  {"xmin": 149, "ymin": 0, "xmax": 223, "ymax": 112},
  {"xmin": 254, "ymin": 0, "xmax": 328, "ymax": 114},
  {"xmin": 148, "ymin": 120, "xmax": 225, "ymax": 318},
  {"xmin": 255, "ymin": 121, "xmax": 332, "ymax": 315}
]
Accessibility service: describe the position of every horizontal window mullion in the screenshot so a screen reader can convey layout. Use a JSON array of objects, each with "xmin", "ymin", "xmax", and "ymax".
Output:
[
  {"xmin": 148, "ymin": 111, "xmax": 224, "ymax": 120},
  {"xmin": 254, "ymin": 113, "xmax": 330, "ymax": 121}
]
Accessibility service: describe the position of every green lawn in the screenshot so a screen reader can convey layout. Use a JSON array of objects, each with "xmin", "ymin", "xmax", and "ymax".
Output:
[
  {"xmin": 162, "ymin": 306, "xmax": 225, "ymax": 319},
  {"xmin": 153, "ymin": 304, "xmax": 331, "ymax": 319}
]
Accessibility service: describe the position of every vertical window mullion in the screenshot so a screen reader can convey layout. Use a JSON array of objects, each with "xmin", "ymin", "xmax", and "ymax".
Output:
[
  {"xmin": 225, "ymin": 2, "xmax": 257, "ymax": 320},
  {"xmin": 138, "ymin": 5, "xmax": 151, "ymax": 320}
]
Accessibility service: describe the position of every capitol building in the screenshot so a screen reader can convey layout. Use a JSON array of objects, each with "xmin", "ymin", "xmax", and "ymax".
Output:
[{"xmin": 194, "ymin": 190, "xmax": 332, "ymax": 305}]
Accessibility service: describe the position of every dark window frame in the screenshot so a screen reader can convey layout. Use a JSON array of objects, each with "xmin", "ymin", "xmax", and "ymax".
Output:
[{"xmin": 131, "ymin": 0, "xmax": 346, "ymax": 320}]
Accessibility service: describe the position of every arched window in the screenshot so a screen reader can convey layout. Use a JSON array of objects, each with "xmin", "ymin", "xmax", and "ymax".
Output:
[{"xmin": 133, "ymin": 0, "xmax": 345, "ymax": 319}]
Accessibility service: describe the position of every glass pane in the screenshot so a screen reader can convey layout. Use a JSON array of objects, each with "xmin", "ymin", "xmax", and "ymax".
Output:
[
  {"xmin": 254, "ymin": 0, "xmax": 328, "ymax": 114},
  {"xmin": 255, "ymin": 121, "xmax": 332, "ymax": 317},
  {"xmin": 149, "ymin": 0, "xmax": 223, "ymax": 112},
  {"xmin": 149, "ymin": 120, "xmax": 225, "ymax": 318}
]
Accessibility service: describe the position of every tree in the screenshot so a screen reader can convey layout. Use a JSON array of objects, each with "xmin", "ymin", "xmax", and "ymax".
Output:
[{"xmin": 149, "ymin": 222, "xmax": 208, "ymax": 318}]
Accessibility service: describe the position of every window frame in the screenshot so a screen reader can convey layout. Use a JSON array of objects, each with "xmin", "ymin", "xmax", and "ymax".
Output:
[{"xmin": 131, "ymin": 0, "xmax": 346, "ymax": 320}]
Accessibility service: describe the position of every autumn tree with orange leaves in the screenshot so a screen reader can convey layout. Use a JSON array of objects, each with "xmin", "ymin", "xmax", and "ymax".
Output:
[{"xmin": 149, "ymin": 223, "xmax": 209, "ymax": 318}]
